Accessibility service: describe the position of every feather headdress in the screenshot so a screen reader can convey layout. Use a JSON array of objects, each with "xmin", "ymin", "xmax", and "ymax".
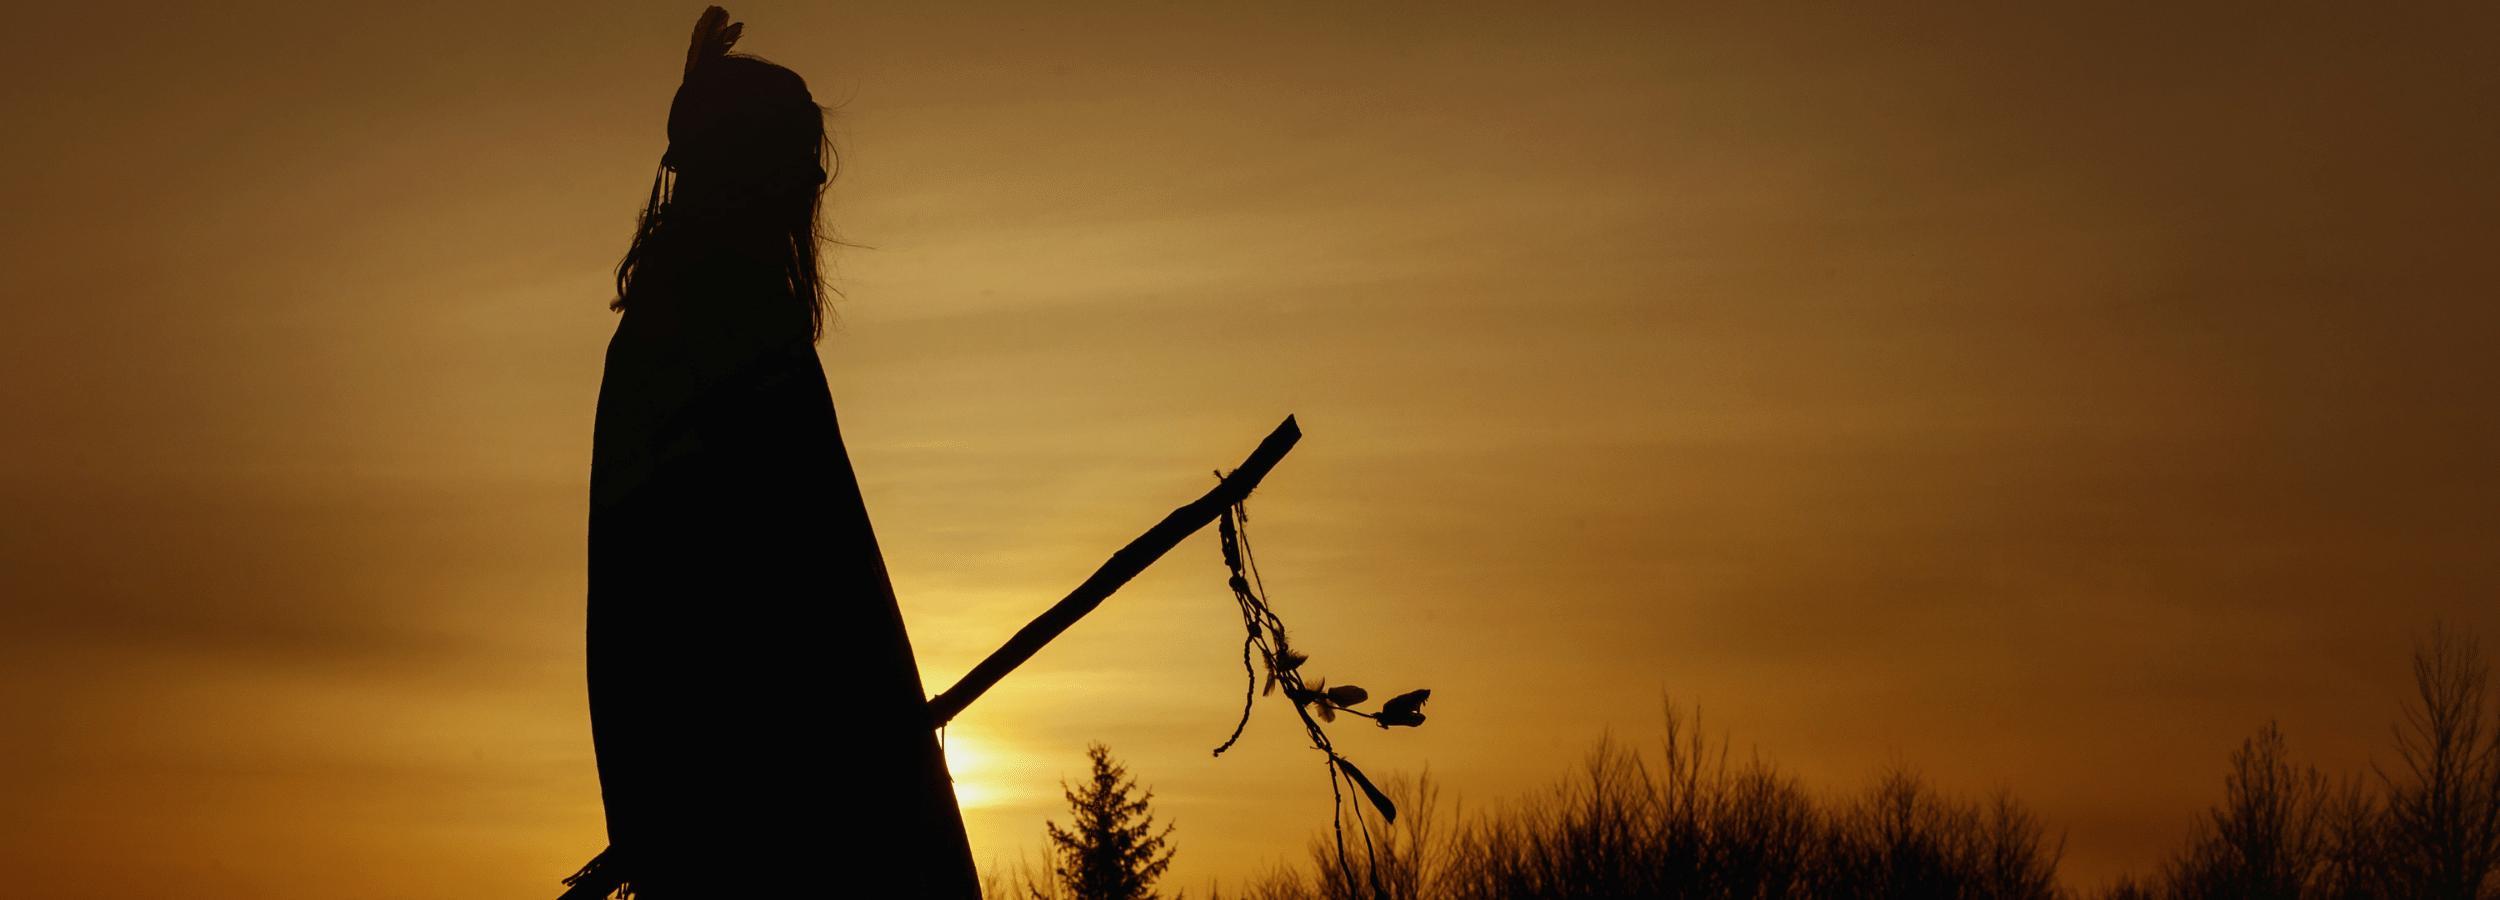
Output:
[
  {"xmin": 662, "ymin": 6, "xmax": 746, "ymax": 173},
  {"xmin": 683, "ymin": 6, "xmax": 742, "ymax": 78},
  {"xmin": 659, "ymin": 4, "xmax": 821, "ymax": 185}
]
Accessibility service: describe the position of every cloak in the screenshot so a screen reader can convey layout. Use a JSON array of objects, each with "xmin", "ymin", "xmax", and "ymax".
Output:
[{"xmin": 587, "ymin": 245, "xmax": 978, "ymax": 897}]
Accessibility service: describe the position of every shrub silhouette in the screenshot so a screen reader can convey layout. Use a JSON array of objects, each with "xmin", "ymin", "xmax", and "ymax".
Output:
[
  {"xmin": 1818, "ymin": 768, "xmax": 2062, "ymax": 900},
  {"xmin": 1227, "ymin": 702, "xmax": 2059, "ymax": 899}
]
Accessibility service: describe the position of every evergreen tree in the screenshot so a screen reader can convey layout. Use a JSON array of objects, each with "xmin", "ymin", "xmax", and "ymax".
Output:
[{"xmin": 1040, "ymin": 742, "xmax": 1177, "ymax": 900}]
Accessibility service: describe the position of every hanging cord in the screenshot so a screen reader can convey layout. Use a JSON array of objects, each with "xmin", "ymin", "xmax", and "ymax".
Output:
[
  {"xmin": 557, "ymin": 849, "xmax": 629, "ymax": 900},
  {"xmin": 1208, "ymin": 496, "xmax": 1431, "ymax": 900}
]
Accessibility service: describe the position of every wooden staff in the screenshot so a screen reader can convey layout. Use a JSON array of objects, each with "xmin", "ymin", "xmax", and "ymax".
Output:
[
  {"xmin": 562, "ymin": 416, "xmax": 1301, "ymax": 899},
  {"xmin": 927, "ymin": 414, "xmax": 1301, "ymax": 727}
]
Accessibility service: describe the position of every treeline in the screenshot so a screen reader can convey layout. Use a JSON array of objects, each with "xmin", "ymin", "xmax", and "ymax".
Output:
[
  {"xmin": 2102, "ymin": 623, "xmax": 2500, "ymax": 900},
  {"xmin": 1144, "ymin": 623, "xmax": 2498, "ymax": 899},
  {"xmin": 1220, "ymin": 708, "xmax": 2060, "ymax": 900}
]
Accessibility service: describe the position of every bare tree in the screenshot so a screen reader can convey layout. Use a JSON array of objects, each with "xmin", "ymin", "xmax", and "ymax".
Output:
[
  {"xmin": 2161, "ymin": 721, "xmax": 2333, "ymax": 899},
  {"xmin": 2374, "ymin": 622, "xmax": 2500, "ymax": 899},
  {"xmin": 2312, "ymin": 777, "xmax": 2390, "ymax": 900}
]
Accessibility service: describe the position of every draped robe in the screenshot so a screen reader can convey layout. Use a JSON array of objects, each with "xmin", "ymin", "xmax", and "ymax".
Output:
[{"xmin": 587, "ymin": 244, "xmax": 979, "ymax": 897}]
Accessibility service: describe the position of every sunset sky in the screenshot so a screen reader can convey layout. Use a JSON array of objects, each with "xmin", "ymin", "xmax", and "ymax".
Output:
[{"xmin": 5, "ymin": 3, "xmax": 2498, "ymax": 897}]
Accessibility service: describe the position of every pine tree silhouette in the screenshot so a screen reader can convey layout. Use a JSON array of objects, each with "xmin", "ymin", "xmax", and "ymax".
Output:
[{"xmin": 1040, "ymin": 743, "xmax": 1177, "ymax": 900}]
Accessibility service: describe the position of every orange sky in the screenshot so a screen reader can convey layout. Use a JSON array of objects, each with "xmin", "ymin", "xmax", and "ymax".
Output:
[{"xmin": 5, "ymin": 3, "xmax": 2498, "ymax": 897}]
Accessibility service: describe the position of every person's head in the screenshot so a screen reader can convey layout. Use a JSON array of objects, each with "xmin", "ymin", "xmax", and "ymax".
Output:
[{"xmin": 613, "ymin": 7, "xmax": 835, "ymax": 339}]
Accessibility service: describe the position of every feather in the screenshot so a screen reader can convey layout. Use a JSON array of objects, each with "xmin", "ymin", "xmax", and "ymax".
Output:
[
  {"xmin": 1336, "ymin": 755, "xmax": 1398, "ymax": 824},
  {"xmin": 1376, "ymin": 689, "xmax": 1430, "ymax": 728},
  {"xmin": 684, "ymin": 6, "xmax": 744, "ymax": 77}
]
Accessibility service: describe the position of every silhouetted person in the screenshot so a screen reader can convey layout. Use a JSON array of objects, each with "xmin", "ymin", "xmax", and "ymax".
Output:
[{"xmin": 586, "ymin": 7, "xmax": 978, "ymax": 896}]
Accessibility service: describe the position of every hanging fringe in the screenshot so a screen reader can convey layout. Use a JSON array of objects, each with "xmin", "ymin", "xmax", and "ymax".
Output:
[{"xmin": 558, "ymin": 848, "xmax": 631, "ymax": 900}]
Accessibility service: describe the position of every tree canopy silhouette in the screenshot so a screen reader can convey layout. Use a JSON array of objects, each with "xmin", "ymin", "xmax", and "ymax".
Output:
[{"xmin": 1041, "ymin": 743, "xmax": 1179, "ymax": 900}]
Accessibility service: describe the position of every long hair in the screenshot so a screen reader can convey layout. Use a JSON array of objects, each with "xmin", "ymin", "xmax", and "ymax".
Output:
[{"xmin": 612, "ymin": 48, "xmax": 837, "ymax": 341}]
